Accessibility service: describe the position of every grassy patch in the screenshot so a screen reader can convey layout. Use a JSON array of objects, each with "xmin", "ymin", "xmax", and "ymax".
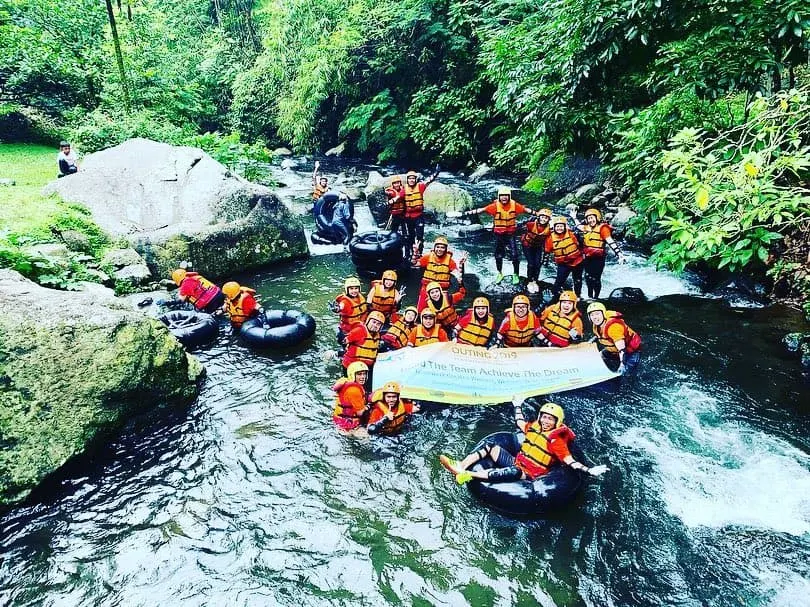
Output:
[{"xmin": 0, "ymin": 143, "xmax": 114, "ymax": 290}]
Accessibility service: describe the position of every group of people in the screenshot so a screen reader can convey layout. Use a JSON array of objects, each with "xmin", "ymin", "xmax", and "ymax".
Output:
[
  {"xmin": 170, "ymin": 268, "xmax": 261, "ymax": 330},
  {"xmin": 327, "ymin": 227, "xmax": 641, "ymax": 468}
]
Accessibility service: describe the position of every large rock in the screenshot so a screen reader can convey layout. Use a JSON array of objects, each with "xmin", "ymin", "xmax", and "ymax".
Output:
[
  {"xmin": 42, "ymin": 138, "xmax": 307, "ymax": 279},
  {"xmin": 0, "ymin": 270, "xmax": 204, "ymax": 506},
  {"xmin": 424, "ymin": 182, "xmax": 473, "ymax": 216}
]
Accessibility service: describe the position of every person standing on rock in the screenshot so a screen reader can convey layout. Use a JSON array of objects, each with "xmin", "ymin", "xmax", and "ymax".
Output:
[
  {"xmin": 385, "ymin": 175, "xmax": 407, "ymax": 243},
  {"xmin": 312, "ymin": 160, "xmax": 329, "ymax": 200},
  {"xmin": 570, "ymin": 208, "xmax": 626, "ymax": 299},
  {"xmin": 544, "ymin": 216, "xmax": 585, "ymax": 299},
  {"xmin": 57, "ymin": 141, "xmax": 79, "ymax": 177},
  {"xmin": 403, "ymin": 166, "xmax": 440, "ymax": 258},
  {"xmin": 457, "ymin": 187, "xmax": 539, "ymax": 285},
  {"xmin": 172, "ymin": 268, "xmax": 225, "ymax": 314},
  {"xmin": 521, "ymin": 208, "xmax": 553, "ymax": 293}
]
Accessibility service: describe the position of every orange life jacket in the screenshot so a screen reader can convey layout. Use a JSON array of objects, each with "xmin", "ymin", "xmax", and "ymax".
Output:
[
  {"xmin": 521, "ymin": 221, "xmax": 550, "ymax": 248},
  {"xmin": 595, "ymin": 311, "xmax": 641, "ymax": 354},
  {"xmin": 386, "ymin": 187, "xmax": 406, "ymax": 216},
  {"xmin": 313, "ymin": 183, "xmax": 329, "ymax": 200},
  {"xmin": 367, "ymin": 393, "xmax": 413, "ymax": 434},
  {"xmin": 383, "ymin": 319, "xmax": 413, "ymax": 349},
  {"xmin": 421, "ymin": 252, "xmax": 453, "ymax": 287},
  {"xmin": 404, "ymin": 183, "xmax": 424, "ymax": 219},
  {"xmin": 426, "ymin": 292, "xmax": 459, "ymax": 329},
  {"xmin": 342, "ymin": 326, "xmax": 380, "ymax": 367},
  {"xmin": 548, "ymin": 230, "xmax": 584, "ymax": 266},
  {"xmin": 456, "ymin": 312, "xmax": 495, "ymax": 346},
  {"xmin": 336, "ymin": 294, "xmax": 369, "ymax": 331},
  {"xmin": 582, "ymin": 223, "xmax": 612, "ymax": 257},
  {"xmin": 502, "ymin": 310, "xmax": 540, "ymax": 347},
  {"xmin": 369, "ymin": 281, "xmax": 397, "ymax": 318},
  {"xmin": 412, "ymin": 324, "xmax": 443, "ymax": 347},
  {"xmin": 493, "ymin": 200, "xmax": 518, "ymax": 234},
  {"xmin": 539, "ymin": 304, "xmax": 582, "ymax": 347},
  {"xmin": 226, "ymin": 287, "xmax": 258, "ymax": 328},
  {"xmin": 515, "ymin": 424, "xmax": 574, "ymax": 479},
  {"xmin": 180, "ymin": 272, "xmax": 220, "ymax": 310},
  {"xmin": 331, "ymin": 379, "xmax": 367, "ymax": 420}
]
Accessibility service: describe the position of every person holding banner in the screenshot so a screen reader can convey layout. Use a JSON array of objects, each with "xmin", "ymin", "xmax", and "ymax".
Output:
[
  {"xmin": 381, "ymin": 306, "xmax": 418, "ymax": 351},
  {"xmin": 537, "ymin": 291, "xmax": 584, "ymax": 347},
  {"xmin": 587, "ymin": 302, "xmax": 642, "ymax": 375},
  {"xmin": 407, "ymin": 309, "xmax": 449, "ymax": 347},
  {"xmin": 493, "ymin": 294, "xmax": 541, "ymax": 348},
  {"xmin": 454, "ymin": 296, "xmax": 496, "ymax": 347},
  {"xmin": 439, "ymin": 398, "xmax": 608, "ymax": 484},
  {"xmin": 420, "ymin": 281, "xmax": 466, "ymax": 338},
  {"xmin": 366, "ymin": 382, "xmax": 421, "ymax": 435},
  {"xmin": 331, "ymin": 361, "xmax": 370, "ymax": 432}
]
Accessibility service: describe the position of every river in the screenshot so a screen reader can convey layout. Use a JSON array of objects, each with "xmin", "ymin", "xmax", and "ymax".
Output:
[{"xmin": 1, "ymin": 159, "xmax": 808, "ymax": 606}]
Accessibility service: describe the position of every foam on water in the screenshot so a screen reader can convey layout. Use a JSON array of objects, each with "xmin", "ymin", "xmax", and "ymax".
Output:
[{"xmin": 617, "ymin": 385, "xmax": 810, "ymax": 536}]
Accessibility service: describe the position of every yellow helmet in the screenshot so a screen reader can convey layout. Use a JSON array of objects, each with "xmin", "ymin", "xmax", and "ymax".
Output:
[
  {"xmin": 382, "ymin": 270, "xmax": 398, "ymax": 282},
  {"xmin": 171, "ymin": 269, "xmax": 187, "ymax": 285},
  {"xmin": 222, "ymin": 281, "xmax": 241, "ymax": 299},
  {"xmin": 559, "ymin": 290, "xmax": 578, "ymax": 303},
  {"xmin": 421, "ymin": 308, "xmax": 436, "ymax": 320},
  {"xmin": 403, "ymin": 306, "xmax": 418, "ymax": 320},
  {"xmin": 406, "ymin": 170, "xmax": 419, "ymax": 179},
  {"xmin": 346, "ymin": 361, "xmax": 369, "ymax": 382},
  {"xmin": 552, "ymin": 216, "xmax": 568, "ymax": 227},
  {"xmin": 382, "ymin": 381, "xmax": 401, "ymax": 395},
  {"xmin": 344, "ymin": 276, "xmax": 361, "ymax": 292},
  {"xmin": 538, "ymin": 208, "xmax": 553, "ymax": 218},
  {"xmin": 472, "ymin": 296, "xmax": 490, "ymax": 310},
  {"xmin": 512, "ymin": 294, "xmax": 531, "ymax": 307},
  {"xmin": 367, "ymin": 311, "xmax": 385, "ymax": 325},
  {"xmin": 497, "ymin": 186, "xmax": 511, "ymax": 197},
  {"xmin": 434, "ymin": 236, "xmax": 449, "ymax": 246},
  {"xmin": 584, "ymin": 208, "xmax": 602, "ymax": 221},
  {"xmin": 539, "ymin": 402, "xmax": 565, "ymax": 427},
  {"xmin": 390, "ymin": 175, "xmax": 402, "ymax": 186},
  {"xmin": 587, "ymin": 302, "xmax": 607, "ymax": 315},
  {"xmin": 425, "ymin": 281, "xmax": 442, "ymax": 294}
]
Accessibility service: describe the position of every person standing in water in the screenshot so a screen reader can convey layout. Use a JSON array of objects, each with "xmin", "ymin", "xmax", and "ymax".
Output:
[{"xmin": 570, "ymin": 207, "xmax": 626, "ymax": 299}]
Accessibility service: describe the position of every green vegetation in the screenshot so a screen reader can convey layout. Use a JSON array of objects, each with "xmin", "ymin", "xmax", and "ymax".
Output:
[
  {"xmin": 0, "ymin": 143, "xmax": 112, "ymax": 289},
  {"xmin": 1, "ymin": 0, "xmax": 809, "ymax": 301}
]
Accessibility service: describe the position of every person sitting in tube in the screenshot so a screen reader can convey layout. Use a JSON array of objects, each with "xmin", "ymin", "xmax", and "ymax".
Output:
[{"xmin": 439, "ymin": 397, "xmax": 608, "ymax": 484}]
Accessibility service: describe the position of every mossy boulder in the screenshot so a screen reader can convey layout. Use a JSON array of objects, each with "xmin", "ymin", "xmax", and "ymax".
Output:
[
  {"xmin": 42, "ymin": 138, "xmax": 308, "ymax": 280},
  {"xmin": 0, "ymin": 270, "xmax": 204, "ymax": 507},
  {"xmin": 423, "ymin": 183, "xmax": 473, "ymax": 216}
]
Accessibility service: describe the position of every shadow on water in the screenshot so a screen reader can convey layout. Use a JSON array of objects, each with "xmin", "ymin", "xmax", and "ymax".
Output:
[{"xmin": 2, "ymin": 206, "xmax": 809, "ymax": 606}]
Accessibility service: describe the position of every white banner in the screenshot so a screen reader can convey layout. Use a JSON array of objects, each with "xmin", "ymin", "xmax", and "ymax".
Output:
[{"xmin": 372, "ymin": 342, "xmax": 618, "ymax": 405}]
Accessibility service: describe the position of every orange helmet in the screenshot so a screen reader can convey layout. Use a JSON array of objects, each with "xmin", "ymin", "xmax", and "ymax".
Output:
[
  {"xmin": 559, "ymin": 290, "xmax": 578, "ymax": 303},
  {"xmin": 382, "ymin": 270, "xmax": 397, "ymax": 282},
  {"xmin": 367, "ymin": 311, "xmax": 385, "ymax": 325},
  {"xmin": 513, "ymin": 294, "xmax": 531, "ymax": 307},
  {"xmin": 171, "ymin": 269, "xmax": 187, "ymax": 285},
  {"xmin": 472, "ymin": 296, "xmax": 490, "ymax": 310},
  {"xmin": 434, "ymin": 236, "xmax": 449, "ymax": 246},
  {"xmin": 584, "ymin": 208, "xmax": 602, "ymax": 221},
  {"xmin": 382, "ymin": 381, "xmax": 401, "ymax": 395},
  {"xmin": 222, "ymin": 281, "xmax": 241, "ymax": 299}
]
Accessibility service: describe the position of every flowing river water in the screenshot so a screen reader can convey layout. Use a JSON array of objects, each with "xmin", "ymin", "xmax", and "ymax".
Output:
[{"xmin": 1, "ymin": 159, "xmax": 809, "ymax": 606}]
